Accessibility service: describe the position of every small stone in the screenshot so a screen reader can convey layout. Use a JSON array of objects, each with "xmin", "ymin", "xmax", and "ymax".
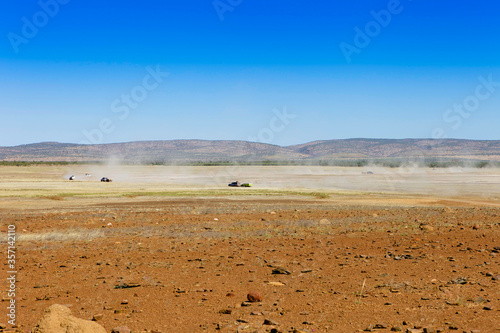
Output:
[
  {"xmin": 226, "ymin": 292, "xmax": 235, "ymax": 297},
  {"xmin": 250, "ymin": 311, "xmax": 262, "ymax": 316},
  {"xmin": 374, "ymin": 323, "xmax": 387, "ymax": 329},
  {"xmin": 92, "ymin": 314, "xmax": 104, "ymax": 321},
  {"xmin": 121, "ymin": 300, "xmax": 128, "ymax": 305},
  {"xmin": 111, "ymin": 327, "xmax": 131, "ymax": 333},
  {"xmin": 451, "ymin": 277, "xmax": 467, "ymax": 285},
  {"xmin": 472, "ymin": 224, "xmax": 480, "ymax": 230},
  {"xmin": 474, "ymin": 296, "xmax": 486, "ymax": 304},
  {"xmin": 268, "ymin": 282, "xmax": 285, "ymax": 286},
  {"xmin": 247, "ymin": 291, "xmax": 263, "ymax": 302},
  {"xmin": 219, "ymin": 309, "xmax": 232, "ymax": 314},
  {"xmin": 406, "ymin": 329, "xmax": 423, "ymax": 333},
  {"xmin": 391, "ymin": 327, "xmax": 402, "ymax": 332},
  {"xmin": 420, "ymin": 224, "xmax": 434, "ymax": 231},
  {"xmin": 272, "ymin": 267, "xmax": 291, "ymax": 275},
  {"xmin": 113, "ymin": 283, "xmax": 141, "ymax": 289},
  {"xmin": 483, "ymin": 305, "xmax": 493, "ymax": 310},
  {"xmin": 263, "ymin": 319, "xmax": 279, "ymax": 325}
]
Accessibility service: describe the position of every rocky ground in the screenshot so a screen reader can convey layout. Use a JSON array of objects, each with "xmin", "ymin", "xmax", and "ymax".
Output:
[{"xmin": 1, "ymin": 196, "xmax": 499, "ymax": 332}]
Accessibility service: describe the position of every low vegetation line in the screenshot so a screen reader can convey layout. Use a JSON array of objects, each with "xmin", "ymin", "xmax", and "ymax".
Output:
[{"xmin": 1, "ymin": 159, "xmax": 499, "ymax": 168}]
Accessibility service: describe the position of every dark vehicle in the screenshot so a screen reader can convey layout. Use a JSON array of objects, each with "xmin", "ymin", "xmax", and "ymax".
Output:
[
  {"xmin": 69, "ymin": 175, "xmax": 75, "ymax": 180},
  {"xmin": 228, "ymin": 181, "xmax": 252, "ymax": 187},
  {"xmin": 101, "ymin": 177, "xmax": 112, "ymax": 182}
]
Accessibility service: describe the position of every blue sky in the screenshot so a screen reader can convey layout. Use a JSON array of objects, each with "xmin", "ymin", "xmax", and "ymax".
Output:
[{"xmin": 1, "ymin": 0, "xmax": 499, "ymax": 146}]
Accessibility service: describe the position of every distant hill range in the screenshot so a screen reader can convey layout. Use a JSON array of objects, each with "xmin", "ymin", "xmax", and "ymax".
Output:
[{"xmin": 1, "ymin": 139, "xmax": 500, "ymax": 163}]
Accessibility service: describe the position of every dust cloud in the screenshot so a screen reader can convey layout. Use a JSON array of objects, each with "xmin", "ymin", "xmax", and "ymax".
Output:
[{"xmin": 63, "ymin": 157, "xmax": 500, "ymax": 198}]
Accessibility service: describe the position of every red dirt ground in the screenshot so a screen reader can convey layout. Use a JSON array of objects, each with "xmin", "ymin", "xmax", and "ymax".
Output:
[{"xmin": 1, "ymin": 196, "xmax": 499, "ymax": 332}]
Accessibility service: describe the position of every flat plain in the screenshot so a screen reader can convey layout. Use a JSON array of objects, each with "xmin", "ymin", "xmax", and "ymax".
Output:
[{"xmin": 1, "ymin": 165, "xmax": 499, "ymax": 332}]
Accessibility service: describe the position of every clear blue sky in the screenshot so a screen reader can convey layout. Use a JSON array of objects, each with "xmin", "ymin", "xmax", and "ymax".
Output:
[{"xmin": 1, "ymin": 0, "xmax": 499, "ymax": 146}]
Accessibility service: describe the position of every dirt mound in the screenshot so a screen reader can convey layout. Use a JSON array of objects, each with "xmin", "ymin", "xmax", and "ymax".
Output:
[{"xmin": 31, "ymin": 304, "xmax": 106, "ymax": 333}]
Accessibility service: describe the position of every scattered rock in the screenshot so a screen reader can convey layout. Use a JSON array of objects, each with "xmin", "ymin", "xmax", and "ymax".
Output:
[
  {"xmin": 450, "ymin": 277, "xmax": 467, "ymax": 285},
  {"xmin": 111, "ymin": 327, "xmax": 131, "ymax": 333},
  {"xmin": 474, "ymin": 296, "xmax": 486, "ymax": 304},
  {"xmin": 114, "ymin": 282, "xmax": 141, "ymax": 289},
  {"xmin": 420, "ymin": 224, "xmax": 434, "ymax": 232},
  {"xmin": 247, "ymin": 291, "xmax": 263, "ymax": 302},
  {"xmin": 374, "ymin": 323, "xmax": 387, "ymax": 329},
  {"xmin": 406, "ymin": 329, "xmax": 424, "ymax": 333},
  {"xmin": 272, "ymin": 267, "xmax": 291, "ymax": 275},
  {"xmin": 472, "ymin": 224, "xmax": 480, "ymax": 230},
  {"xmin": 226, "ymin": 292, "xmax": 235, "ymax": 297},
  {"xmin": 263, "ymin": 319, "xmax": 279, "ymax": 325},
  {"xmin": 268, "ymin": 282, "xmax": 285, "ymax": 286},
  {"xmin": 91, "ymin": 314, "xmax": 103, "ymax": 321},
  {"xmin": 31, "ymin": 304, "xmax": 106, "ymax": 333}
]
